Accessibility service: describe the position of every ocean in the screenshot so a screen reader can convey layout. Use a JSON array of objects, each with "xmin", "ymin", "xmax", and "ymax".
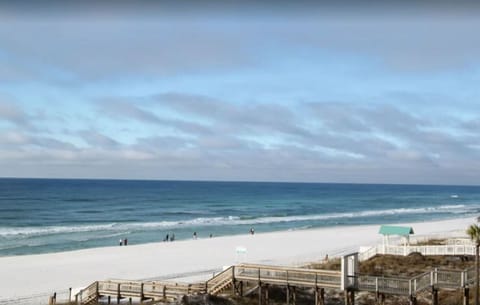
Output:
[{"xmin": 1, "ymin": 178, "xmax": 479, "ymax": 257}]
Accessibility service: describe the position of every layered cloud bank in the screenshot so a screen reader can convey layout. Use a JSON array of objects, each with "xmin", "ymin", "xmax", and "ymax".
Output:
[{"xmin": 0, "ymin": 1, "xmax": 479, "ymax": 184}]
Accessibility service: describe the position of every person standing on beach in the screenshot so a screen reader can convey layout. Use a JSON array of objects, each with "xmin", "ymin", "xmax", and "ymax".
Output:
[
  {"xmin": 124, "ymin": 238, "xmax": 128, "ymax": 246},
  {"xmin": 250, "ymin": 227, "xmax": 255, "ymax": 235},
  {"xmin": 119, "ymin": 239, "xmax": 123, "ymax": 246},
  {"xmin": 193, "ymin": 231, "xmax": 197, "ymax": 239},
  {"xmin": 165, "ymin": 234, "xmax": 169, "ymax": 242}
]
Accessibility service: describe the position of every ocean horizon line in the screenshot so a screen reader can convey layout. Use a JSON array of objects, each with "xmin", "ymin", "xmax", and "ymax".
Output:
[{"xmin": 1, "ymin": 176, "xmax": 479, "ymax": 188}]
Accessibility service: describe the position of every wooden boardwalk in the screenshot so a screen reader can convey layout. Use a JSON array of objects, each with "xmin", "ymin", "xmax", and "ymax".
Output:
[
  {"xmin": 74, "ymin": 261, "xmax": 476, "ymax": 305},
  {"xmin": 75, "ymin": 264, "xmax": 342, "ymax": 305}
]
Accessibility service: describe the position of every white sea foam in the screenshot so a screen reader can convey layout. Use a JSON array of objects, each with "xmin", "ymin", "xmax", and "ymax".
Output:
[
  {"xmin": 0, "ymin": 203, "xmax": 473, "ymax": 239},
  {"xmin": 0, "ymin": 223, "xmax": 118, "ymax": 238}
]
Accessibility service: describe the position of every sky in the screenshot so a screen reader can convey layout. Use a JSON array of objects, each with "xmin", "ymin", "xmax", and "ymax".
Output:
[{"xmin": 0, "ymin": 1, "xmax": 479, "ymax": 185}]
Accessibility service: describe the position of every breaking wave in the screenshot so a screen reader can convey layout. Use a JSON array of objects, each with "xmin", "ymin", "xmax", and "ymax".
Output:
[{"xmin": 0, "ymin": 204, "xmax": 472, "ymax": 238}]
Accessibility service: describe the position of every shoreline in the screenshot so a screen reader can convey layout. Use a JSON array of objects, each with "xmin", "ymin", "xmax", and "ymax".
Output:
[{"xmin": 0, "ymin": 216, "xmax": 475, "ymax": 302}]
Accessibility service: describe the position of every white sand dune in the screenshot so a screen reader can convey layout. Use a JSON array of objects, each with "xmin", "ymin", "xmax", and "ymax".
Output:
[{"xmin": 0, "ymin": 217, "xmax": 474, "ymax": 302}]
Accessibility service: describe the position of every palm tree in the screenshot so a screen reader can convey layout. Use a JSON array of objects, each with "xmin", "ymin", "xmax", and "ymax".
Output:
[{"xmin": 467, "ymin": 224, "xmax": 480, "ymax": 305}]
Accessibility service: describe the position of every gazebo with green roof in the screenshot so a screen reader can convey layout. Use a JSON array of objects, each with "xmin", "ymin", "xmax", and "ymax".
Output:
[{"xmin": 379, "ymin": 225, "xmax": 414, "ymax": 254}]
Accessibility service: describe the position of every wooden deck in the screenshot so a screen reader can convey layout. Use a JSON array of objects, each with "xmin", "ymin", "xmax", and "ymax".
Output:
[
  {"xmin": 75, "ymin": 263, "xmax": 342, "ymax": 304},
  {"xmin": 74, "ymin": 262, "xmax": 476, "ymax": 305}
]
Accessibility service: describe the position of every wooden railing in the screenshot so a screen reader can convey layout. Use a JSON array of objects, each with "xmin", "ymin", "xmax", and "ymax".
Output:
[
  {"xmin": 76, "ymin": 264, "xmax": 341, "ymax": 304},
  {"xmin": 76, "ymin": 281, "xmax": 98, "ymax": 304},
  {"xmin": 76, "ymin": 279, "xmax": 206, "ymax": 304},
  {"xmin": 233, "ymin": 264, "xmax": 342, "ymax": 289},
  {"xmin": 206, "ymin": 266, "xmax": 234, "ymax": 294},
  {"xmin": 357, "ymin": 275, "xmax": 411, "ymax": 295},
  {"xmin": 75, "ymin": 263, "xmax": 476, "ymax": 303},
  {"xmin": 356, "ymin": 266, "xmax": 476, "ymax": 296},
  {"xmin": 359, "ymin": 244, "xmax": 476, "ymax": 261}
]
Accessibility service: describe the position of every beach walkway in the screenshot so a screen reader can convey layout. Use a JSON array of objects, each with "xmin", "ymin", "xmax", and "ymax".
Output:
[
  {"xmin": 74, "ymin": 256, "xmax": 477, "ymax": 305},
  {"xmin": 75, "ymin": 263, "xmax": 341, "ymax": 305}
]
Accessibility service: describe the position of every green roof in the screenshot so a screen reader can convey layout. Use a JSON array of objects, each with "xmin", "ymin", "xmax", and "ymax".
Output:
[{"xmin": 379, "ymin": 225, "xmax": 414, "ymax": 236}]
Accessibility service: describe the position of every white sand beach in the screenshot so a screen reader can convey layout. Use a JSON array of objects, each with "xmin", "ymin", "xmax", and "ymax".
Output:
[{"xmin": 0, "ymin": 217, "xmax": 474, "ymax": 303}]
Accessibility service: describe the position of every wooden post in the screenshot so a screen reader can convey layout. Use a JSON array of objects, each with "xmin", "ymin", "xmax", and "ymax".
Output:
[
  {"xmin": 464, "ymin": 287, "xmax": 470, "ymax": 305},
  {"xmin": 377, "ymin": 293, "xmax": 385, "ymax": 305},
  {"xmin": 409, "ymin": 294, "xmax": 417, "ymax": 305},
  {"xmin": 265, "ymin": 284, "xmax": 269, "ymax": 305},
  {"xmin": 432, "ymin": 287, "xmax": 438, "ymax": 305},
  {"xmin": 315, "ymin": 287, "xmax": 319, "ymax": 305},
  {"xmin": 292, "ymin": 286, "xmax": 296, "ymax": 305},
  {"xmin": 320, "ymin": 288, "xmax": 325, "ymax": 305},
  {"xmin": 350, "ymin": 290, "xmax": 355, "ymax": 305},
  {"xmin": 286, "ymin": 285, "xmax": 290, "ymax": 305},
  {"xmin": 257, "ymin": 268, "xmax": 262, "ymax": 304},
  {"xmin": 140, "ymin": 282, "xmax": 145, "ymax": 304},
  {"xmin": 258, "ymin": 284, "xmax": 262, "ymax": 305},
  {"xmin": 129, "ymin": 297, "xmax": 132, "ymax": 305},
  {"xmin": 344, "ymin": 290, "xmax": 349, "ymax": 305},
  {"xmin": 163, "ymin": 285, "xmax": 167, "ymax": 300},
  {"xmin": 117, "ymin": 283, "xmax": 121, "ymax": 304},
  {"xmin": 240, "ymin": 281, "xmax": 243, "ymax": 296},
  {"xmin": 108, "ymin": 295, "xmax": 111, "ymax": 304}
]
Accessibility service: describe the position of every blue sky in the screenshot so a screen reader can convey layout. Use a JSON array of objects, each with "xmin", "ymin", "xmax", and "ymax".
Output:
[{"xmin": 1, "ymin": 2, "xmax": 480, "ymax": 184}]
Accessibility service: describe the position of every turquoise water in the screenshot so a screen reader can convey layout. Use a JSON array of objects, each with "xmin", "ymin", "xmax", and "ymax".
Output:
[{"xmin": 1, "ymin": 178, "xmax": 479, "ymax": 256}]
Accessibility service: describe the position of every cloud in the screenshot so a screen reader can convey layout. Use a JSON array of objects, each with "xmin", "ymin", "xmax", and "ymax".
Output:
[
  {"xmin": 2, "ymin": 89, "xmax": 479, "ymax": 185},
  {"xmin": 0, "ymin": 0, "xmax": 479, "ymax": 186},
  {"xmin": 461, "ymin": 117, "xmax": 480, "ymax": 132},
  {"xmin": 0, "ymin": 21, "xmax": 253, "ymax": 82},
  {"xmin": 98, "ymin": 99, "xmax": 163, "ymax": 124},
  {"xmin": 0, "ymin": 98, "xmax": 31, "ymax": 128},
  {"xmin": 78, "ymin": 130, "xmax": 120, "ymax": 149},
  {"xmin": 97, "ymin": 98, "xmax": 213, "ymax": 135},
  {"xmin": 134, "ymin": 136, "xmax": 192, "ymax": 151},
  {"xmin": 319, "ymin": 17, "xmax": 476, "ymax": 72},
  {"xmin": 2, "ymin": 4, "xmax": 479, "ymax": 86},
  {"xmin": 154, "ymin": 92, "xmax": 311, "ymax": 138}
]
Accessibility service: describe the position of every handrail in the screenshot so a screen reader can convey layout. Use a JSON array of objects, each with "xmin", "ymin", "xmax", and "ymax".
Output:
[
  {"xmin": 206, "ymin": 266, "xmax": 234, "ymax": 294},
  {"xmin": 360, "ymin": 244, "xmax": 476, "ymax": 261},
  {"xmin": 75, "ymin": 262, "xmax": 477, "ymax": 304},
  {"xmin": 76, "ymin": 281, "xmax": 98, "ymax": 304},
  {"xmin": 238, "ymin": 263, "xmax": 340, "ymax": 274},
  {"xmin": 357, "ymin": 266, "xmax": 476, "ymax": 296}
]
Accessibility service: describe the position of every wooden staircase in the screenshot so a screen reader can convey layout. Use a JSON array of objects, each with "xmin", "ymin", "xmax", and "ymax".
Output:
[
  {"xmin": 75, "ymin": 264, "xmax": 343, "ymax": 304},
  {"xmin": 77, "ymin": 282, "xmax": 99, "ymax": 305},
  {"xmin": 206, "ymin": 267, "xmax": 234, "ymax": 295}
]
